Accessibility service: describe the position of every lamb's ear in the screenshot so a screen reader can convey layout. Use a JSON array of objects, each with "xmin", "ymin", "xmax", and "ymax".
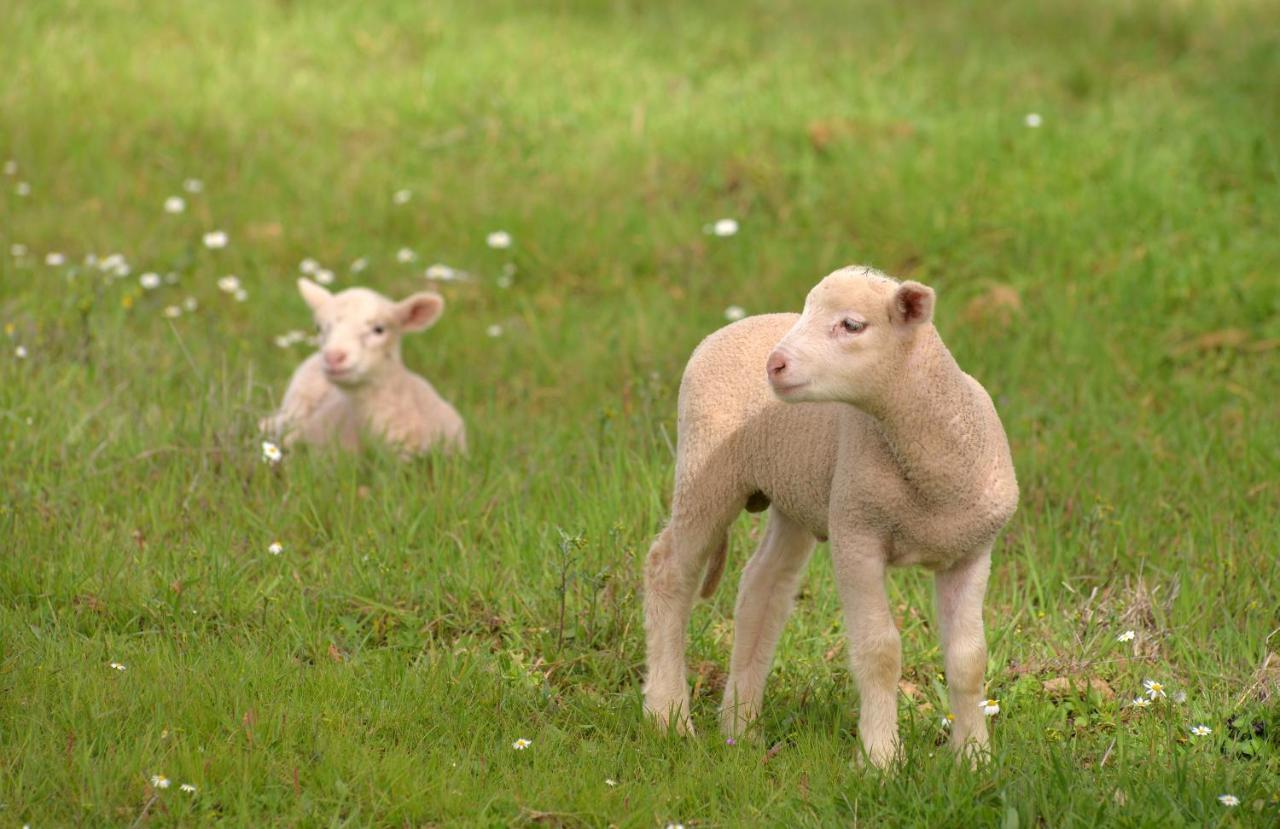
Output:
[
  {"xmin": 396, "ymin": 292, "xmax": 444, "ymax": 332},
  {"xmin": 297, "ymin": 278, "xmax": 332, "ymax": 312},
  {"xmin": 888, "ymin": 281, "xmax": 935, "ymax": 326}
]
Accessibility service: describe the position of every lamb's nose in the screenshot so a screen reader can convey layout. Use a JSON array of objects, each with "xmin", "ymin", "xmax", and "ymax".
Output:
[
  {"xmin": 323, "ymin": 348, "xmax": 348, "ymax": 368},
  {"xmin": 766, "ymin": 350, "xmax": 787, "ymax": 377}
]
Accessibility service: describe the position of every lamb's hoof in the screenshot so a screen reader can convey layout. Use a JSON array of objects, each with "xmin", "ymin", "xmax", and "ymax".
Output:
[
  {"xmin": 645, "ymin": 701, "xmax": 695, "ymax": 737},
  {"xmin": 854, "ymin": 742, "xmax": 900, "ymax": 773},
  {"xmin": 719, "ymin": 710, "xmax": 764, "ymax": 744},
  {"xmin": 950, "ymin": 737, "xmax": 990, "ymax": 769}
]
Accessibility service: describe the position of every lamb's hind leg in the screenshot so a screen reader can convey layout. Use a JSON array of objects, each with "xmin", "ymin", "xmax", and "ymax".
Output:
[
  {"xmin": 720, "ymin": 507, "xmax": 816, "ymax": 739},
  {"xmin": 643, "ymin": 507, "xmax": 736, "ymax": 735},
  {"xmin": 935, "ymin": 546, "xmax": 993, "ymax": 762}
]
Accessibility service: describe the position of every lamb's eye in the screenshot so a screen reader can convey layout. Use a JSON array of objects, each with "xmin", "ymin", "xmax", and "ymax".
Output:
[
  {"xmin": 372, "ymin": 324, "xmax": 385, "ymax": 335},
  {"xmin": 841, "ymin": 318, "xmax": 866, "ymax": 334}
]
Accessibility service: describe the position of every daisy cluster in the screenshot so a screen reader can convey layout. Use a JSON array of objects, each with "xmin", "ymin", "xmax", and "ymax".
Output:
[
  {"xmin": 9, "ymin": 169, "xmax": 750, "ymax": 375},
  {"xmin": 1113, "ymin": 630, "xmax": 1239, "ymax": 808}
]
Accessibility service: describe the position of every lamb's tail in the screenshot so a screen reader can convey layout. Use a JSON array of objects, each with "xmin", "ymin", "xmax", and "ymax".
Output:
[{"xmin": 698, "ymin": 535, "xmax": 729, "ymax": 599}]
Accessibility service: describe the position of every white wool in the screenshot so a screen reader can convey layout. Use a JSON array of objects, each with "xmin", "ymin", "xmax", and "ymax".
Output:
[
  {"xmin": 642, "ymin": 265, "xmax": 1017, "ymax": 768},
  {"xmin": 259, "ymin": 279, "xmax": 466, "ymax": 457}
]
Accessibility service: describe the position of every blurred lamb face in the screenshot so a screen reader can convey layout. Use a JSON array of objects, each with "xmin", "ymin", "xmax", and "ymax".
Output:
[
  {"xmin": 298, "ymin": 279, "xmax": 444, "ymax": 388},
  {"xmin": 766, "ymin": 267, "xmax": 935, "ymax": 406}
]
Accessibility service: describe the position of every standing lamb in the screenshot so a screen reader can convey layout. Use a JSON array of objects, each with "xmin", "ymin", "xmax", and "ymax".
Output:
[
  {"xmin": 260, "ymin": 278, "xmax": 466, "ymax": 456},
  {"xmin": 643, "ymin": 265, "xmax": 1018, "ymax": 768}
]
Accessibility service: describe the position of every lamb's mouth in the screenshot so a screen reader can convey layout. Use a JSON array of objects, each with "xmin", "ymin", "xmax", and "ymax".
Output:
[
  {"xmin": 770, "ymin": 380, "xmax": 809, "ymax": 396},
  {"xmin": 324, "ymin": 366, "xmax": 356, "ymax": 381}
]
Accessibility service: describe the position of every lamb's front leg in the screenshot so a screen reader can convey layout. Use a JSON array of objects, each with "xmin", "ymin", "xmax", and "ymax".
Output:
[
  {"xmin": 264, "ymin": 353, "xmax": 344, "ymax": 447},
  {"xmin": 832, "ymin": 535, "xmax": 900, "ymax": 768},
  {"xmin": 935, "ymin": 547, "xmax": 993, "ymax": 761}
]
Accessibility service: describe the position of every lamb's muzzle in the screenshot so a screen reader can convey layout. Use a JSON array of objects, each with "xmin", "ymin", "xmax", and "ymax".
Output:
[{"xmin": 766, "ymin": 347, "xmax": 807, "ymax": 397}]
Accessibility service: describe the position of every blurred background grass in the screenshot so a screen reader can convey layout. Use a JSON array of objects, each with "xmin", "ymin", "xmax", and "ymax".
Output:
[{"xmin": 2, "ymin": 0, "xmax": 1279, "ymax": 825}]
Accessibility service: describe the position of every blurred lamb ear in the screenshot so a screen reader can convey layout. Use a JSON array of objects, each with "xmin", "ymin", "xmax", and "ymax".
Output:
[
  {"xmin": 397, "ymin": 292, "xmax": 444, "ymax": 331},
  {"xmin": 297, "ymin": 278, "xmax": 332, "ymax": 312},
  {"xmin": 889, "ymin": 280, "xmax": 935, "ymax": 326}
]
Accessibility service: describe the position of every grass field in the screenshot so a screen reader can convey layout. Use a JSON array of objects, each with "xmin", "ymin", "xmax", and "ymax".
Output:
[{"xmin": 3, "ymin": 0, "xmax": 1280, "ymax": 825}]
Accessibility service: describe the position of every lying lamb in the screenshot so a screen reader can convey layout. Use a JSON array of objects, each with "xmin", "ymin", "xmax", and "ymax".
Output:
[
  {"xmin": 643, "ymin": 266, "xmax": 1018, "ymax": 768},
  {"xmin": 260, "ymin": 278, "xmax": 466, "ymax": 456}
]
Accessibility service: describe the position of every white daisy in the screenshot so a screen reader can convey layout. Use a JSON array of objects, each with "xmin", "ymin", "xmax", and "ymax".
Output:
[
  {"xmin": 274, "ymin": 335, "xmax": 292, "ymax": 349},
  {"xmin": 10, "ymin": 243, "xmax": 26, "ymax": 257},
  {"xmin": 711, "ymin": 218, "xmax": 739, "ymax": 237},
  {"xmin": 100, "ymin": 253, "xmax": 129, "ymax": 277},
  {"xmin": 15, "ymin": 181, "xmax": 31, "ymax": 197},
  {"xmin": 1131, "ymin": 697, "xmax": 1151, "ymax": 708},
  {"xmin": 163, "ymin": 306, "xmax": 182, "ymax": 319},
  {"xmin": 396, "ymin": 247, "xmax": 416, "ymax": 263},
  {"xmin": 393, "ymin": 189, "xmax": 412, "ymax": 205},
  {"xmin": 216, "ymin": 275, "xmax": 241, "ymax": 293},
  {"xmin": 234, "ymin": 288, "xmax": 248, "ymax": 302},
  {"xmin": 2, "ymin": 159, "xmax": 15, "ymax": 175},
  {"xmin": 1217, "ymin": 794, "xmax": 1239, "ymax": 807},
  {"xmin": 486, "ymin": 230, "xmax": 513, "ymax": 250},
  {"xmin": 425, "ymin": 263, "xmax": 455, "ymax": 281},
  {"xmin": 15, "ymin": 345, "xmax": 28, "ymax": 359},
  {"xmin": 182, "ymin": 296, "xmax": 198, "ymax": 312},
  {"xmin": 1143, "ymin": 679, "xmax": 1166, "ymax": 700},
  {"xmin": 109, "ymin": 661, "xmax": 126, "ymax": 671},
  {"xmin": 45, "ymin": 252, "xmax": 65, "ymax": 266},
  {"xmin": 180, "ymin": 783, "xmax": 197, "ymax": 794},
  {"xmin": 262, "ymin": 441, "xmax": 283, "ymax": 465},
  {"xmin": 941, "ymin": 713, "xmax": 954, "ymax": 729},
  {"xmin": 605, "ymin": 778, "xmax": 617, "ymax": 787},
  {"xmin": 724, "ymin": 305, "xmax": 746, "ymax": 321},
  {"xmin": 164, "ymin": 196, "xmax": 186, "ymax": 214},
  {"xmin": 150, "ymin": 775, "xmax": 171, "ymax": 790},
  {"xmin": 486, "ymin": 324, "xmax": 503, "ymax": 338},
  {"xmin": 1116, "ymin": 630, "xmax": 1135, "ymax": 643},
  {"xmin": 980, "ymin": 698, "xmax": 1000, "ymax": 716},
  {"xmin": 350, "ymin": 257, "xmax": 368, "ymax": 273},
  {"xmin": 203, "ymin": 230, "xmax": 228, "ymax": 249},
  {"xmin": 298, "ymin": 258, "xmax": 318, "ymax": 274},
  {"xmin": 314, "ymin": 268, "xmax": 334, "ymax": 286},
  {"xmin": 1190, "ymin": 724, "xmax": 1212, "ymax": 737},
  {"xmin": 496, "ymin": 262, "xmax": 516, "ymax": 288},
  {"xmin": 512, "ymin": 738, "xmax": 531, "ymax": 750},
  {"xmin": 139, "ymin": 273, "xmax": 162, "ymax": 290},
  {"xmin": 1024, "ymin": 113, "xmax": 1043, "ymax": 128},
  {"xmin": 268, "ymin": 541, "xmax": 283, "ymax": 555},
  {"xmin": 183, "ymin": 178, "xmax": 204, "ymax": 193}
]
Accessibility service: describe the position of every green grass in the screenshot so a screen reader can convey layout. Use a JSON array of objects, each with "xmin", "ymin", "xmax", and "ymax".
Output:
[{"xmin": 3, "ymin": 0, "xmax": 1279, "ymax": 824}]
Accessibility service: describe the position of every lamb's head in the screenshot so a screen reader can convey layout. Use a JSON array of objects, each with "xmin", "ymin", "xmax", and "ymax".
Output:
[
  {"xmin": 298, "ymin": 278, "xmax": 444, "ymax": 388},
  {"xmin": 766, "ymin": 266, "xmax": 935, "ymax": 408}
]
